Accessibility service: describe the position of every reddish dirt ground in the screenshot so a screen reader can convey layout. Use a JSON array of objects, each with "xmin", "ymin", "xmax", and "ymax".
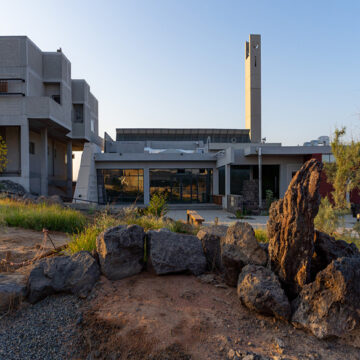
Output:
[
  {"xmin": 0, "ymin": 227, "xmax": 69, "ymax": 274},
  {"xmin": 77, "ymin": 273, "xmax": 360, "ymax": 360}
]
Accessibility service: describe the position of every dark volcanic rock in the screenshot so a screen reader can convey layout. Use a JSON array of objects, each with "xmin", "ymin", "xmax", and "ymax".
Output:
[
  {"xmin": 197, "ymin": 225, "xmax": 227, "ymax": 271},
  {"xmin": 268, "ymin": 159, "xmax": 323, "ymax": 297},
  {"xmin": 0, "ymin": 274, "xmax": 27, "ymax": 312},
  {"xmin": 0, "ymin": 180, "xmax": 26, "ymax": 195},
  {"xmin": 147, "ymin": 229, "xmax": 206, "ymax": 275},
  {"xmin": 292, "ymin": 257, "xmax": 360, "ymax": 339},
  {"xmin": 221, "ymin": 222, "xmax": 267, "ymax": 287},
  {"xmin": 96, "ymin": 224, "xmax": 145, "ymax": 280},
  {"xmin": 311, "ymin": 230, "xmax": 360, "ymax": 279},
  {"xmin": 28, "ymin": 251, "xmax": 100, "ymax": 303},
  {"xmin": 237, "ymin": 264, "xmax": 291, "ymax": 321}
]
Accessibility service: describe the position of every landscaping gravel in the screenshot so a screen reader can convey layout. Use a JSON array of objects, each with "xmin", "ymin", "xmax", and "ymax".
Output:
[{"xmin": 0, "ymin": 294, "xmax": 83, "ymax": 360}]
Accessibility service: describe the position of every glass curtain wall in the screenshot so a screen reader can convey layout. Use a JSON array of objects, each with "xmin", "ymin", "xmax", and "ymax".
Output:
[
  {"xmin": 150, "ymin": 168, "xmax": 213, "ymax": 203},
  {"xmin": 99, "ymin": 169, "xmax": 144, "ymax": 204}
]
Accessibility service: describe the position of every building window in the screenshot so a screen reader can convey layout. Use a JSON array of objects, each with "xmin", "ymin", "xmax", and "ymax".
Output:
[
  {"xmin": 99, "ymin": 169, "xmax": 144, "ymax": 204},
  {"xmin": 51, "ymin": 95, "xmax": 61, "ymax": 104},
  {"xmin": 74, "ymin": 104, "xmax": 83, "ymax": 123},
  {"xmin": 230, "ymin": 165, "xmax": 251, "ymax": 195},
  {"xmin": 0, "ymin": 81, "xmax": 8, "ymax": 93},
  {"xmin": 91, "ymin": 119, "xmax": 95, "ymax": 132},
  {"xmin": 322, "ymin": 154, "xmax": 335, "ymax": 163},
  {"xmin": 29, "ymin": 142, "xmax": 35, "ymax": 155},
  {"xmin": 150, "ymin": 168, "xmax": 213, "ymax": 203}
]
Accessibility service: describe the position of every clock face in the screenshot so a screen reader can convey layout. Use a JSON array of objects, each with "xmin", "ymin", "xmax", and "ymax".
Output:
[{"xmin": 254, "ymin": 43, "xmax": 259, "ymax": 49}]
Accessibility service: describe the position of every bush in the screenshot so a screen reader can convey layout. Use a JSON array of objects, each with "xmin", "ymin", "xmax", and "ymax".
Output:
[
  {"xmin": 67, "ymin": 211, "xmax": 119, "ymax": 254},
  {"xmin": 67, "ymin": 209, "xmax": 197, "ymax": 254},
  {"xmin": 314, "ymin": 197, "xmax": 344, "ymax": 235},
  {"xmin": 145, "ymin": 192, "xmax": 168, "ymax": 217},
  {"xmin": 0, "ymin": 198, "xmax": 86, "ymax": 233},
  {"xmin": 255, "ymin": 228, "xmax": 268, "ymax": 243}
]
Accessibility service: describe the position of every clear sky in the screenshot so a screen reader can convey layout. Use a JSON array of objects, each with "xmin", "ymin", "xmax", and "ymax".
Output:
[{"xmin": 2, "ymin": 0, "xmax": 360, "ymax": 145}]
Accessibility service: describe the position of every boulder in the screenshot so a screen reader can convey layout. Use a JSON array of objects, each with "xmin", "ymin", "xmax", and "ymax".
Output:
[
  {"xmin": 0, "ymin": 180, "xmax": 26, "ymax": 195},
  {"xmin": 27, "ymin": 251, "xmax": 100, "ymax": 303},
  {"xmin": 96, "ymin": 224, "xmax": 145, "ymax": 280},
  {"xmin": 292, "ymin": 257, "xmax": 360, "ymax": 339},
  {"xmin": 268, "ymin": 159, "xmax": 323, "ymax": 297},
  {"xmin": 237, "ymin": 265, "xmax": 291, "ymax": 321},
  {"xmin": 0, "ymin": 274, "xmax": 27, "ymax": 312},
  {"xmin": 221, "ymin": 222, "xmax": 267, "ymax": 287},
  {"xmin": 311, "ymin": 230, "xmax": 360, "ymax": 279},
  {"xmin": 197, "ymin": 225, "xmax": 227, "ymax": 271},
  {"xmin": 147, "ymin": 229, "xmax": 206, "ymax": 275}
]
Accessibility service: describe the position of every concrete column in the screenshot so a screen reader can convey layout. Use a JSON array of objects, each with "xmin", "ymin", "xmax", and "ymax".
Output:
[
  {"xmin": 20, "ymin": 122, "xmax": 30, "ymax": 192},
  {"xmin": 213, "ymin": 168, "xmax": 219, "ymax": 195},
  {"xmin": 143, "ymin": 167, "xmax": 150, "ymax": 205},
  {"xmin": 224, "ymin": 164, "xmax": 231, "ymax": 209},
  {"xmin": 258, "ymin": 147, "xmax": 262, "ymax": 208},
  {"xmin": 66, "ymin": 141, "xmax": 73, "ymax": 198},
  {"xmin": 40, "ymin": 128, "xmax": 48, "ymax": 196}
]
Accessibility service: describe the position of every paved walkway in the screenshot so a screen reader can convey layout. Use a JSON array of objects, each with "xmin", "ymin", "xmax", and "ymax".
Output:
[
  {"xmin": 167, "ymin": 209, "xmax": 268, "ymax": 229},
  {"xmin": 167, "ymin": 210, "xmax": 358, "ymax": 231}
]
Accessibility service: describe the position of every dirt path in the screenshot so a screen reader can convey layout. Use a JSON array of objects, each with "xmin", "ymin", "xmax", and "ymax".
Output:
[
  {"xmin": 0, "ymin": 227, "xmax": 69, "ymax": 273},
  {"xmin": 77, "ymin": 273, "xmax": 360, "ymax": 360}
]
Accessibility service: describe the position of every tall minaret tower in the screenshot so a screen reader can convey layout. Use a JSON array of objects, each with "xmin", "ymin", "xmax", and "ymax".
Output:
[{"xmin": 245, "ymin": 34, "xmax": 261, "ymax": 143}]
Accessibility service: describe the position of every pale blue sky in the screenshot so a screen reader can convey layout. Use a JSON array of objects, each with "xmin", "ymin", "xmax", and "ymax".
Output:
[{"xmin": 2, "ymin": 0, "xmax": 360, "ymax": 145}]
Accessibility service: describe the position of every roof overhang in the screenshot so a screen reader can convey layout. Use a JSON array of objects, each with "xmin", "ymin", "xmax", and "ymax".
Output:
[{"xmin": 243, "ymin": 145, "xmax": 332, "ymax": 157}]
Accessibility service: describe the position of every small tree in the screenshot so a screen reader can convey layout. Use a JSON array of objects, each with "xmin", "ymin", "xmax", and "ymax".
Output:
[
  {"xmin": 325, "ymin": 127, "xmax": 360, "ymax": 209},
  {"xmin": 0, "ymin": 135, "xmax": 8, "ymax": 173},
  {"xmin": 146, "ymin": 192, "xmax": 168, "ymax": 218}
]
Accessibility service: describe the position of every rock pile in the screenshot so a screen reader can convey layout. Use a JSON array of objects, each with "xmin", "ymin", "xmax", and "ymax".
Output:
[
  {"xmin": 0, "ymin": 180, "xmax": 64, "ymax": 205},
  {"xmin": 218, "ymin": 158, "xmax": 360, "ymax": 340},
  {"xmin": 2, "ymin": 159, "xmax": 360, "ymax": 343}
]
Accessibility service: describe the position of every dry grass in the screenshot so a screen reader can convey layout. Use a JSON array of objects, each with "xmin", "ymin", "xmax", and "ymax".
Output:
[{"xmin": 0, "ymin": 198, "xmax": 86, "ymax": 233}]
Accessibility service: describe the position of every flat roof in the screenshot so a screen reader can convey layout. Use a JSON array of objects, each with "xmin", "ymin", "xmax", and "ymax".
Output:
[
  {"xmin": 116, "ymin": 128, "xmax": 250, "ymax": 135},
  {"xmin": 243, "ymin": 145, "xmax": 332, "ymax": 156}
]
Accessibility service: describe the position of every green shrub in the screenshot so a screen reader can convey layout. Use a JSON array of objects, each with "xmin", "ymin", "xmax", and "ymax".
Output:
[
  {"xmin": 145, "ymin": 192, "xmax": 168, "ymax": 217},
  {"xmin": 254, "ymin": 228, "xmax": 268, "ymax": 243},
  {"xmin": 67, "ymin": 210, "xmax": 197, "ymax": 254},
  {"xmin": 67, "ymin": 211, "xmax": 120, "ymax": 254},
  {"xmin": 314, "ymin": 197, "xmax": 344, "ymax": 235},
  {"xmin": 0, "ymin": 198, "xmax": 86, "ymax": 233}
]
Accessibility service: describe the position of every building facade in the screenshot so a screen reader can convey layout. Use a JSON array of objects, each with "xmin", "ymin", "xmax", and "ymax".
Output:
[
  {"xmin": 74, "ymin": 34, "xmax": 332, "ymax": 209},
  {"xmin": 0, "ymin": 36, "xmax": 102, "ymax": 197}
]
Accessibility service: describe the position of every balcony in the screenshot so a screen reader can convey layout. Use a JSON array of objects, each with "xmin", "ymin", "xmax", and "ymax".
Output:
[{"xmin": 26, "ymin": 97, "xmax": 70, "ymax": 130}]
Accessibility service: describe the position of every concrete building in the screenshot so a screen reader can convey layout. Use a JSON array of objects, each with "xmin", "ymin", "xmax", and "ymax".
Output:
[
  {"xmin": 0, "ymin": 36, "xmax": 102, "ymax": 197},
  {"xmin": 74, "ymin": 34, "xmax": 332, "ymax": 210}
]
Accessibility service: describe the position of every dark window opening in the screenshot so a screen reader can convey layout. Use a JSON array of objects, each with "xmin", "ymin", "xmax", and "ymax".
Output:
[
  {"xmin": 150, "ymin": 168, "xmax": 213, "ymax": 203},
  {"xmin": 253, "ymin": 165, "xmax": 280, "ymax": 199},
  {"xmin": 254, "ymin": 56, "xmax": 257, "ymax": 67},
  {"xmin": 51, "ymin": 95, "xmax": 61, "ymax": 104},
  {"xmin": 74, "ymin": 104, "xmax": 84, "ymax": 123},
  {"xmin": 99, "ymin": 169, "xmax": 144, "ymax": 204},
  {"xmin": 230, "ymin": 165, "xmax": 251, "ymax": 195},
  {"xmin": 0, "ymin": 81, "xmax": 8, "ymax": 93},
  {"xmin": 219, "ymin": 166, "xmax": 225, "ymax": 196},
  {"xmin": 29, "ymin": 142, "xmax": 35, "ymax": 155}
]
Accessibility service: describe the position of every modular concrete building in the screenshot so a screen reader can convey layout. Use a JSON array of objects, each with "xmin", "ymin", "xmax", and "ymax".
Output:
[
  {"xmin": 74, "ymin": 34, "xmax": 332, "ymax": 210},
  {"xmin": 0, "ymin": 36, "xmax": 102, "ymax": 197}
]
